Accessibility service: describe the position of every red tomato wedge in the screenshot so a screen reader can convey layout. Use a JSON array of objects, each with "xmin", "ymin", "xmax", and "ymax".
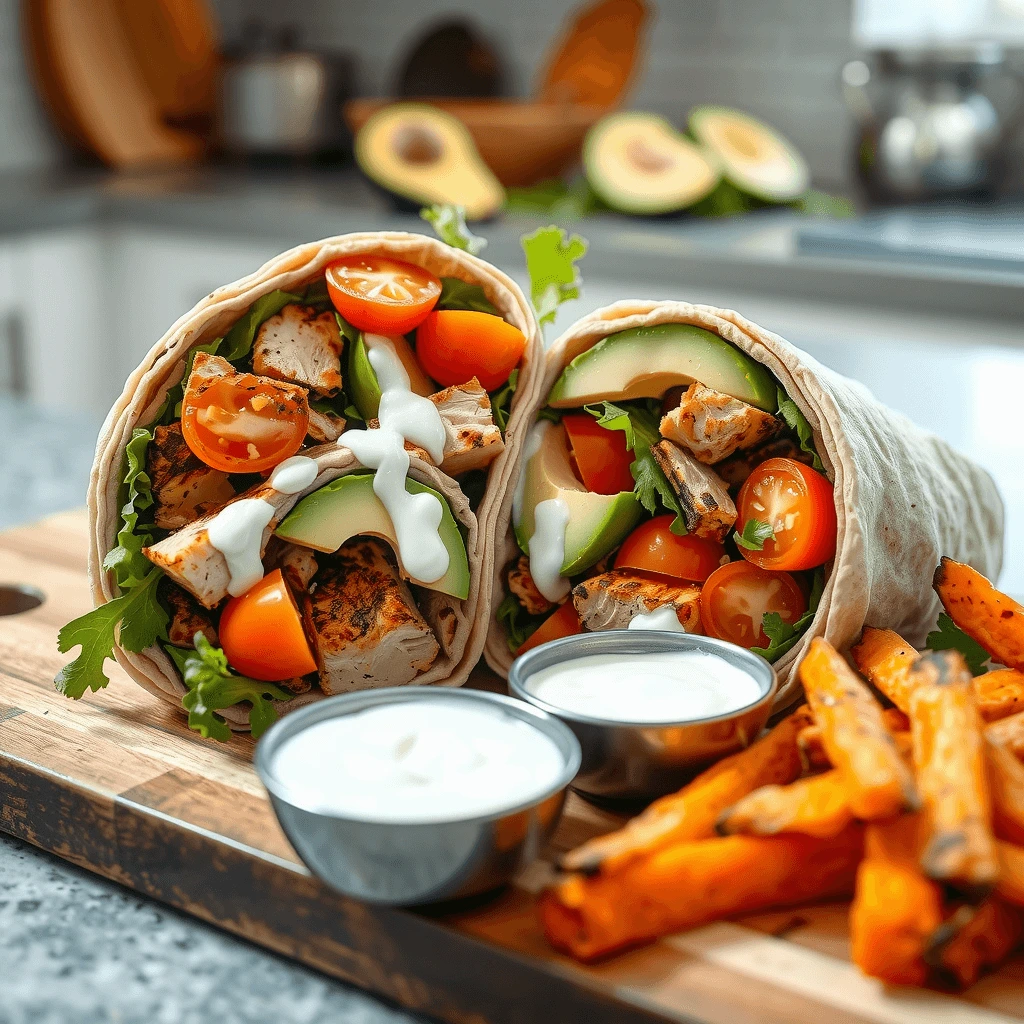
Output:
[
  {"xmin": 219, "ymin": 569, "xmax": 318, "ymax": 681},
  {"xmin": 516, "ymin": 602, "xmax": 582, "ymax": 657},
  {"xmin": 563, "ymin": 414, "xmax": 635, "ymax": 495},
  {"xmin": 326, "ymin": 255, "xmax": 441, "ymax": 334},
  {"xmin": 615, "ymin": 515, "xmax": 725, "ymax": 582},
  {"xmin": 700, "ymin": 561, "xmax": 806, "ymax": 649},
  {"xmin": 416, "ymin": 310, "xmax": 526, "ymax": 391},
  {"xmin": 736, "ymin": 457, "xmax": 837, "ymax": 572},
  {"xmin": 181, "ymin": 372, "xmax": 308, "ymax": 474}
]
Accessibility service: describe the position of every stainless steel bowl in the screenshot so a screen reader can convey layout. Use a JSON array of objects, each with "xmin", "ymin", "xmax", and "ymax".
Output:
[
  {"xmin": 509, "ymin": 632, "xmax": 777, "ymax": 804},
  {"xmin": 255, "ymin": 687, "xmax": 581, "ymax": 906}
]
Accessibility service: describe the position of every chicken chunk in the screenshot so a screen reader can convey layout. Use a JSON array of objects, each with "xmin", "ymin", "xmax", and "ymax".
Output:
[
  {"xmin": 147, "ymin": 422, "xmax": 235, "ymax": 530},
  {"xmin": 264, "ymin": 537, "xmax": 318, "ymax": 592},
  {"xmin": 572, "ymin": 570, "xmax": 702, "ymax": 633},
  {"xmin": 252, "ymin": 303, "xmax": 343, "ymax": 395},
  {"xmin": 651, "ymin": 439, "xmax": 737, "ymax": 541},
  {"xmin": 414, "ymin": 587, "xmax": 461, "ymax": 658},
  {"xmin": 302, "ymin": 538, "xmax": 439, "ymax": 694},
  {"xmin": 507, "ymin": 555, "xmax": 554, "ymax": 616},
  {"xmin": 162, "ymin": 581, "xmax": 219, "ymax": 648},
  {"xmin": 660, "ymin": 383, "xmax": 781, "ymax": 464},
  {"xmin": 306, "ymin": 406, "xmax": 346, "ymax": 443},
  {"xmin": 715, "ymin": 437, "xmax": 814, "ymax": 494}
]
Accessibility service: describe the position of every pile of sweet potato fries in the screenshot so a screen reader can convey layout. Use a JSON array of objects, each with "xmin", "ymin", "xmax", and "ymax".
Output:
[{"xmin": 541, "ymin": 556, "xmax": 1024, "ymax": 989}]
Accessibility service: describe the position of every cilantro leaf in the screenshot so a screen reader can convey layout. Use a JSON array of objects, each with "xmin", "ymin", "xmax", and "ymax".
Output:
[
  {"xmin": 777, "ymin": 386, "xmax": 825, "ymax": 473},
  {"xmin": 735, "ymin": 518, "xmax": 776, "ymax": 551},
  {"xmin": 926, "ymin": 612, "xmax": 990, "ymax": 676},
  {"xmin": 420, "ymin": 204, "xmax": 487, "ymax": 254},
  {"xmin": 56, "ymin": 568, "xmax": 168, "ymax": 698},
  {"xmin": 436, "ymin": 277, "xmax": 499, "ymax": 314},
  {"xmin": 521, "ymin": 226, "xmax": 587, "ymax": 329},
  {"xmin": 496, "ymin": 592, "xmax": 546, "ymax": 654},
  {"xmin": 751, "ymin": 567, "xmax": 825, "ymax": 663},
  {"xmin": 491, "ymin": 368, "xmax": 518, "ymax": 433}
]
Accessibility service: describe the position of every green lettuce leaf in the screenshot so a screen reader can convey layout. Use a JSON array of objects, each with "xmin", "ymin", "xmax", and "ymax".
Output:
[
  {"xmin": 776, "ymin": 386, "xmax": 825, "ymax": 472},
  {"xmin": 521, "ymin": 226, "xmax": 587, "ymax": 329},
  {"xmin": 504, "ymin": 177, "xmax": 607, "ymax": 220},
  {"xmin": 56, "ymin": 568, "xmax": 168, "ymax": 698},
  {"xmin": 102, "ymin": 426, "xmax": 157, "ymax": 589},
  {"xmin": 437, "ymin": 277, "xmax": 498, "ymax": 314},
  {"xmin": 751, "ymin": 568, "xmax": 825, "ymax": 663},
  {"xmin": 536, "ymin": 406, "xmax": 564, "ymax": 425},
  {"xmin": 496, "ymin": 592, "xmax": 545, "ymax": 654},
  {"xmin": 491, "ymin": 368, "xmax": 518, "ymax": 432},
  {"xmin": 925, "ymin": 612, "xmax": 990, "ymax": 676},
  {"xmin": 735, "ymin": 518, "xmax": 776, "ymax": 552},
  {"xmin": 420, "ymin": 204, "xmax": 487, "ymax": 254},
  {"xmin": 220, "ymin": 288, "xmax": 303, "ymax": 362}
]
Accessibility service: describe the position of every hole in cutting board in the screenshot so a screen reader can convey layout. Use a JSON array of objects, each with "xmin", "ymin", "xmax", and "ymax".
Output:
[{"xmin": 0, "ymin": 584, "xmax": 45, "ymax": 616}]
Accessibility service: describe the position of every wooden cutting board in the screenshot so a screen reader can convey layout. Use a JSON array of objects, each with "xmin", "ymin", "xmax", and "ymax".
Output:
[{"xmin": 2, "ymin": 509, "xmax": 1023, "ymax": 1024}]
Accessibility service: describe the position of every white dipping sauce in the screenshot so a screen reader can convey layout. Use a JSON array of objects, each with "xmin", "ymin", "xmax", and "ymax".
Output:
[
  {"xmin": 628, "ymin": 606, "xmax": 686, "ymax": 632},
  {"xmin": 529, "ymin": 498, "xmax": 571, "ymax": 602},
  {"xmin": 269, "ymin": 455, "xmax": 319, "ymax": 494},
  {"xmin": 527, "ymin": 651, "xmax": 762, "ymax": 724},
  {"xmin": 207, "ymin": 497, "xmax": 276, "ymax": 596},
  {"xmin": 271, "ymin": 701, "xmax": 566, "ymax": 822}
]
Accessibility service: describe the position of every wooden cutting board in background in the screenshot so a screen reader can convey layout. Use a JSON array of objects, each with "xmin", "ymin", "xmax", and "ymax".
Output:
[{"xmin": 1, "ymin": 509, "xmax": 1023, "ymax": 1024}]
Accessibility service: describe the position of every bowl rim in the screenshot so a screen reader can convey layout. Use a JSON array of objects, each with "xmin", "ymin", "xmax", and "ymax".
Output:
[
  {"xmin": 254, "ymin": 686, "xmax": 582, "ymax": 826},
  {"xmin": 508, "ymin": 631, "xmax": 779, "ymax": 729}
]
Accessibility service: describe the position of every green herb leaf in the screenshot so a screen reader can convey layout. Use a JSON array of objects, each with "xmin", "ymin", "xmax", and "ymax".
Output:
[
  {"xmin": 436, "ymin": 277, "xmax": 499, "ymax": 314},
  {"xmin": 751, "ymin": 567, "xmax": 825, "ymax": 663},
  {"xmin": 420, "ymin": 204, "xmax": 487, "ymax": 254},
  {"xmin": 792, "ymin": 190, "xmax": 855, "ymax": 219},
  {"xmin": 496, "ymin": 592, "xmax": 546, "ymax": 654},
  {"xmin": 734, "ymin": 518, "xmax": 776, "ymax": 551},
  {"xmin": 689, "ymin": 180, "xmax": 761, "ymax": 219},
  {"xmin": 521, "ymin": 226, "xmax": 587, "ymax": 329},
  {"xmin": 490, "ymin": 368, "xmax": 519, "ymax": 432},
  {"xmin": 925, "ymin": 612, "xmax": 990, "ymax": 676},
  {"xmin": 504, "ymin": 177, "xmax": 607, "ymax": 220},
  {"xmin": 102, "ymin": 426, "xmax": 158, "ymax": 589},
  {"xmin": 536, "ymin": 406, "xmax": 564, "ymax": 425},
  {"xmin": 56, "ymin": 568, "xmax": 168, "ymax": 698},
  {"xmin": 220, "ymin": 289, "xmax": 303, "ymax": 362},
  {"xmin": 776, "ymin": 387, "xmax": 825, "ymax": 473}
]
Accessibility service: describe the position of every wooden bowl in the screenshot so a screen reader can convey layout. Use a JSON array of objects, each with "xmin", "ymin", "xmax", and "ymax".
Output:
[{"xmin": 345, "ymin": 98, "xmax": 606, "ymax": 187}]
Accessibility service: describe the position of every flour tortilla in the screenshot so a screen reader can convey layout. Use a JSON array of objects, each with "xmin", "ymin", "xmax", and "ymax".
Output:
[
  {"xmin": 88, "ymin": 232, "xmax": 542, "ymax": 728},
  {"xmin": 484, "ymin": 300, "xmax": 1004, "ymax": 708}
]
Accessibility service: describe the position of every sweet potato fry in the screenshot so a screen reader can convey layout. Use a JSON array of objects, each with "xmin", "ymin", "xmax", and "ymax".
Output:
[
  {"xmin": 797, "ymin": 724, "xmax": 831, "ymax": 773},
  {"xmin": 934, "ymin": 556, "xmax": 1024, "ymax": 672},
  {"xmin": 989, "ymin": 738, "xmax": 1024, "ymax": 846},
  {"xmin": 974, "ymin": 668, "xmax": 1024, "ymax": 722},
  {"xmin": 850, "ymin": 813, "xmax": 943, "ymax": 987},
  {"xmin": 926, "ymin": 898, "xmax": 1024, "ymax": 989},
  {"xmin": 987, "ymin": 708, "xmax": 1024, "ymax": 759},
  {"xmin": 995, "ymin": 840, "xmax": 1024, "ymax": 907},
  {"xmin": 851, "ymin": 627, "xmax": 918, "ymax": 713},
  {"xmin": 559, "ymin": 706, "xmax": 813, "ymax": 875},
  {"xmin": 800, "ymin": 638, "xmax": 919, "ymax": 820},
  {"xmin": 716, "ymin": 769, "xmax": 854, "ymax": 840},
  {"xmin": 909, "ymin": 651, "xmax": 998, "ymax": 893},
  {"xmin": 541, "ymin": 826, "xmax": 864, "ymax": 962}
]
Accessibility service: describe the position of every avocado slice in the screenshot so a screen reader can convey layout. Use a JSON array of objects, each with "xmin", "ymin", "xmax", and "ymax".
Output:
[
  {"xmin": 348, "ymin": 333, "xmax": 436, "ymax": 421},
  {"xmin": 548, "ymin": 324, "xmax": 777, "ymax": 412},
  {"xmin": 275, "ymin": 472, "xmax": 470, "ymax": 600},
  {"xmin": 355, "ymin": 103, "xmax": 505, "ymax": 221},
  {"xmin": 689, "ymin": 106, "xmax": 809, "ymax": 204},
  {"xmin": 584, "ymin": 112, "xmax": 720, "ymax": 215},
  {"xmin": 515, "ymin": 422, "xmax": 641, "ymax": 577}
]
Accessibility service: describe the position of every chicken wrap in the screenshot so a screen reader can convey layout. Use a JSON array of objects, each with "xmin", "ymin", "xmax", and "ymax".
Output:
[
  {"xmin": 62, "ymin": 231, "xmax": 541, "ymax": 736},
  {"xmin": 485, "ymin": 299, "xmax": 1003, "ymax": 707}
]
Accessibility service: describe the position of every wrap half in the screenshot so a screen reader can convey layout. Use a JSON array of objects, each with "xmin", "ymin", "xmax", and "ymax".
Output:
[{"xmin": 485, "ymin": 300, "xmax": 1003, "ymax": 708}]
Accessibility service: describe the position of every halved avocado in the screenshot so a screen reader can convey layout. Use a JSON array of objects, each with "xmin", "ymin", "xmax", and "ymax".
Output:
[
  {"xmin": 275, "ymin": 472, "xmax": 470, "ymax": 599},
  {"xmin": 548, "ymin": 324, "xmax": 777, "ymax": 411},
  {"xmin": 584, "ymin": 112, "xmax": 720, "ymax": 215},
  {"xmin": 689, "ymin": 106, "xmax": 809, "ymax": 203},
  {"xmin": 515, "ymin": 422, "xmax": 641, "ymax": 577},
  {"xmin": 349, "ymin": 333, "xmax": 436, "ymax": 421},
  {"xmin": 355, "ymin": 104, "xmax": 505, "ymax": 221}
]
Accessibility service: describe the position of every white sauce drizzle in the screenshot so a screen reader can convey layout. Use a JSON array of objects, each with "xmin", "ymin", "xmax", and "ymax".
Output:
[
  {"xmin": 529, "ymin": 498, "xmax": 571, "ymax": 602},
  {"xmin": 628, "ymin": 605, "xmax": 687, "ymax": 632},
  {"xmin": 269, "ymin": 455, "xmax": 319, "ymax": 494},
  {"xmin": 206, "ymin": 498, "xmax": 276, "ymax": 597},
  {"xmin": 512, "ymin": 421, "xmax": 550, "ymax": 527}
]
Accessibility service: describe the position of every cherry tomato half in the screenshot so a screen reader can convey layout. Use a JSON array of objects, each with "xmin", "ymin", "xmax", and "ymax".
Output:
[
  {"xmin": 736, "ymin": 457, "xmax": 837, "ymax": 572},
  {"xmin": 562, "ymin": 413, "xmax": 635, "ymax": 495},
  {"xmin": 700, "ymin": 561, "xmax": 807, "ymax": 649},
  {"xmin": 219, "ymin": 569, "xmax": 318, "ymax": 681},
  {"xmin": 326, "ymin": 255, "xmax": 441, "ymax": 334},
  {"xmin": 416, "ymin": 310, "xmax": 527, "ymax": 391},
  {"xmin": 615, "ymin": 515, "xmax": 726, "ymax": 583},
  {"xmin": 516, "ymin": 601, "xmax": 582, "ymax": 657},
  {"xmin": 181, "ymin": 372, "xmax": 308, "ymax": 474}
]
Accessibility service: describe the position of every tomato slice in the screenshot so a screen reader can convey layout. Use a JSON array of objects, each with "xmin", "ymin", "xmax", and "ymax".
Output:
[
  {"xmin": 614, "ymin": 515, "xmax": 725, "ymax": 582},
  {"xmin": 326, "ymin": 255, "xmax": 441, "ymax": 334},
  {"xmin": 700, "ymin": 561, "xmax": 807, "ymax": 649},
  {"xmin": 219, "ymin": 569, "xmax": 318, "ymax": 681},
  {"xmin": 181, "ymin": 372, "xmax": 308, "ymax": 474},
  {"xmin": 562, "ymin": 414, "xmax": 635, "ymax": 495},
  {"xmin": 736, "ymin": 457, "xmax": 837, "ymax": 572},
  {"xmin": 415, "ymin": 310, "xmax": 526, "ymax": 391},
  {"xmin": 516, "ymin": 601, "xmax": 582, "ymax": 657}
]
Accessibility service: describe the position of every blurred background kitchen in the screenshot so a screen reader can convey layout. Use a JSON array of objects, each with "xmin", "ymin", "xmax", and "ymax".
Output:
[{"xmin": 1, "ymin": 0, "xmax": 1023, "ymax": 593}]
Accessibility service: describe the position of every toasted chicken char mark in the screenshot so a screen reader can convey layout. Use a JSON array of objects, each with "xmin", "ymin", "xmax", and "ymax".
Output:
[
  {"xmin": 508, "ymin": 555, "xmax": 554, "ymax": 616},
  {"xmin": 148, "ymin": 422, "xmax": 235, "ymax": 530},
  {"xmin": 572, "ymin": 570, "xmax": 703, "ymax": 633},
  {"xmin": 252, "ymin": 303, "xmax": 343, "ymax": 396},
  {"xmin": 302, "ymin": 538, "xmax": 439, "ymax": 694},
  {"xmin": 660, "ymin": 382, "xmax": 781, "ymax": 465},
  {"xmin": 651, "ymin": 439, "xmax": 737, "ymax": 542},
  {"xmin": 162, "ymin": 581, "xmax": 219, "ymax": 648},
  {"xmin": 715, "ymin": 437, "xmax": 813, "ymax": 494},
  {"xmin": 306, "ymin": 406, "xmax": 346, "ymax": 443}
]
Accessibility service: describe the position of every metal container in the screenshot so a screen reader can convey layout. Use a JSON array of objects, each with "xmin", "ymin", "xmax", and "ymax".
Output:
[
  {"xmin": 255, "ymin": 687, "xmax": 581, "ymax": 906},
  {"xmin": 509, "ymin": 632, "xmax": 777, "ymax": 804}
]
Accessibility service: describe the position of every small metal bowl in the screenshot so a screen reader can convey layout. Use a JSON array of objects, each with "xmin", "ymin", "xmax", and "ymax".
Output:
[
  {"xmin": 255, "ymin": 687, "xmax": 581, "ymax": 906},
  {"xmin": 509, "ymin": 631, "xmax": 777, "ymax": 804}
]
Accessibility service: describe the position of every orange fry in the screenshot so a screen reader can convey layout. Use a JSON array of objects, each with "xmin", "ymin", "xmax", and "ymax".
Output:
[
  {"xmin": 796, "ymin": 723, "xmax": 831, "ymax": 773},
  {"xmin": 989, "ymin": 737, "xmax": 1024, "ymax": 846},
  {"xmin": 987, "ymin": 708, "xmax": 1024, "ymax": 759},
  {"xmin": 996, "ymin": 840, "xmax": 1024, "ymax": 907},
  {"xmin": 975, "ymin": 668, "xmax": 1024, "ymax": 722},
  {"xmin": 926, "ymin": 898, "xmax": 1024, "ymax": 989},
  {"xmin": 851, "ymin": 627, "xmax": 918, "ymax": 713}
]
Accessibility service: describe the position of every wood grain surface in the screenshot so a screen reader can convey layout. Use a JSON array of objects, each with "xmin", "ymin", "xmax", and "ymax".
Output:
[{"xmin": 1, "ymin": 509, "xmax": 1023, "ymax": 1024}]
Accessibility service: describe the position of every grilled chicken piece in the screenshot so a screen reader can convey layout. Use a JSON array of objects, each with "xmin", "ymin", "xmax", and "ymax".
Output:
[
  {"xmin": 162, "ymin": 581, "xmax": 219, "ymax": 648},
  {"xmin": 652, "ymin": 440, "xmax": 737, "ymax": 541},
  {"xmin": 252, "ymin": 303, "xmax": 343, "ymax": 396},
  {"xmin": 306, "ymin": 406, "xmax": 346, "ymax": 443},
  {"xmin": 414, "ymin": 587, "xmax": 461, "ymax": 658},
  {"xmin": 507, "ymin": 555, "xmax": 554, "ymax": 616},
  {"xmin": 264, "ymin": 537, "xmax": 318, "ymax": 592},
  {"xmin": 302, "ymin": 538, "xmax": 439, "ymax": 693},
  {"xmin": 660, "ymin": 383, "xmax": 781, "ymax": 464},
  {"xmin": 572, "ymin": 570, "xmax": 702, "ymax": 633},
  {"xmin": 715, "ymin": 437, "xmax": 814, "ymax": 494},
  {"xmin": 147, "ymin": 422, "xmax": 235, "ymax": 530}
]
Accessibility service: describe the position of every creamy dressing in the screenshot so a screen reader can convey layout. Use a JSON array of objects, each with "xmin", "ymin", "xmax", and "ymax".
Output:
[
  {"xmin": 269, "ymin": 455, "xmax": 319, "ymax": 494},
  {"xmin": 529, "ymin": 498, "xmax": 571, "ymax": 602},
  {"xmin": 628, "ymin": 605, "xmax": 687, "ymax": 632},
  {"xmin": 270, "ymin": 701, "xmax": 566, "ymax": 822},
  {"xmin": 526, "ymin": 651, "xmax": 763, "ymax": 724},
  {"xmin": 512, "ymin": 421, "xmax": 550, "ymax": 527},
  {"xmin": 207, "ymin": 498, "xmax": 276, "ymax": 596}
]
